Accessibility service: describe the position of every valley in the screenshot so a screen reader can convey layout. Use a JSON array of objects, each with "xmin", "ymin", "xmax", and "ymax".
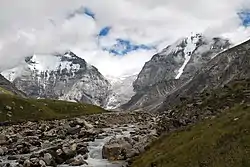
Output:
[
  {"xmin": 1, "ymin": 31, "xmax": 250, "ymax": 167},
  {"xmin": 1, "ymin": 1, "xmax": 250, "ymax": 167},
  {"xmin": 0, "ymin": 112, "xmax": 158, "ymax": 167}
]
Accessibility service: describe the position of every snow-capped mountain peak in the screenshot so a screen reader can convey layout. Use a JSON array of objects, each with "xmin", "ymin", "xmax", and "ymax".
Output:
[
  {"xmin": 175, "ymin": 34, "xmax": 201, "ymax": 79},
  {"xmin": 1, "ymin": 51, "xmax": 111, "ymax": 107},
  {"xmin": 105, "ymin": 74, "xmax": 137, "ymax": 110},
  {"xmin": 122, "ymin": 34, "xmax": 231, "ymax": 111}
]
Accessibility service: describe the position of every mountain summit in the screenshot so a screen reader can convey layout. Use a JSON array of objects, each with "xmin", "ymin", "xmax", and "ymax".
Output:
[
  {"xmin": 1, "ymin": 51, "xmax": 111, "ymax": 107},
  {"xmin": 122, "ymin": 34, "xmax": 231, "ymax": 111}
]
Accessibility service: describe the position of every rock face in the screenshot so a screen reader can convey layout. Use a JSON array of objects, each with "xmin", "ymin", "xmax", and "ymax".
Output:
[
  {"xmin": 122, "ymin": 34, "xmax": 230, "ymax": 111},
  {"xmin": 159, "ymin": 38, "xmax": 250, "ymax": 110},
  {"xmin": 1, "ymin": 51, "xmax": 111, "ymax": 107},
  {"xmin": 0, "ymin": 74, "xmax": 26, "ymax": 97},
  {"xmin": 106, "ymin": 75, "xmax": 137, "ymax": 110}
]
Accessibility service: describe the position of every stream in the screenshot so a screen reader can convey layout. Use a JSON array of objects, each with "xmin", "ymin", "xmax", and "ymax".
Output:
[
  {"xmin": 0, "ymin": 125, "xmax": 137, "ymax": 167},
  {"xmin": 0, "ymin": 112, "xmax": 157, "ymax": 167}
]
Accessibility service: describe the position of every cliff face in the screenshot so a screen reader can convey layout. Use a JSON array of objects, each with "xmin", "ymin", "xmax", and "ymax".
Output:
[
  {"xmin": 0, "ymin": 74, "xmax": 26, "ymax": 97},
  {"xmin": 1, "ymin": 51, "xmax": 111, "ymax": 107},
  {"xmin": 122, "ymin": 34, "xmax": 230, "ymax": 111},
  {"xmin": 159, "ymin": 38, "xmax": 250, "ymax": 111}
]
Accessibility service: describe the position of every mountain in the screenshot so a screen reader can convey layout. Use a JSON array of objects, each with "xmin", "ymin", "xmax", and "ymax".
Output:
[
  {"xmin": 105, "ymin": 75, "xmax": 137, "ymax": 109},
  {"xmin": 131, "ymin": 79, "xmax": 250, "ymax": 167},
  {"xmin": 121, "ymin": 34, "xmax": 231, "ymax": 111},
  {"xmin": 1, "ymin": 51, "xmax": 111, "ymax": 107},
  {"xmin": 0, "ymin": 74, "xmax": 26, "ymax": 97},
  {"xmin": 159, "ymin": 38, "xmax": 250, "ymax": 111}
]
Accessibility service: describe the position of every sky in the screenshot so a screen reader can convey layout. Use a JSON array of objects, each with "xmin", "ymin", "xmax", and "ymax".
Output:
[{"xmin": 0, "ymin": 0, "xmax": 250, "ymax": 77}]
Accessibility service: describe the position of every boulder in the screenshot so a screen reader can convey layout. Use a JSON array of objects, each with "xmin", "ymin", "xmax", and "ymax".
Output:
[
  {"xmin": 39, "ymin": 160, "xmax": 46, "ymax": 167},
  {"xmin": 69, "ymin": 155, "xmax": 88, "ymax": 166},
  {"xmin": 0, "ymin": 147, "xmax": 6, "ymax": 156},
  {"xmin": 67, "ymin": 126, "xmax": 81, "ymax": 135},
  {"xmin": 23, "ymin": 159, "xmax": 31, "ymax": 167},
  {"xmin": 102, "ymin": 137, "xmax": 133, "ymax": 160},
  {"xmin": 43, "ymin": 153, "xmax": 53, "ymax": 166},
  {"xmin": 0, "ymin": 134, "xmax": 7, "ymax": 145}
]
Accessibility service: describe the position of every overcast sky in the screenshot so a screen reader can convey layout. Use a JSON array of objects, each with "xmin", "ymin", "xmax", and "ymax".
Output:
[{"xmin": 0, "ymin": 0, "xmax": 250, "ymax": 77}]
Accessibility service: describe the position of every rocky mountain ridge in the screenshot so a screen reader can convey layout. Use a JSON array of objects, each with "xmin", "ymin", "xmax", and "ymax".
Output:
[
  {"xmin": 0, "ymin": 74, "xmax": 26, "ymax": 97},
  {"xmin": 159, "ymin": 38, "xmax": 250, "ymax": 111},
  {"xmin": 122, "ymin": 34, "xmax": 231, "ymax": 111},
  {"xmin": 105, "ymin": 75, "xmax": 137, "ymax": 110},
  {"xmin": 1, "ymin": 51, "xmax": 111, "ymax": 107}
]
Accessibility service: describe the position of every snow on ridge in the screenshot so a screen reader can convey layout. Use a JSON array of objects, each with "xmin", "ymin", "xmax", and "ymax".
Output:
[
  {"xmin": 29, "ymin": 54, "xmax": 81, "ymax": 73},
  {"xmin": 175, "ymin": 35, "xmax": 199, "ymax": 79},
  {"xmin": 1, "ymin": 53, "xmax": 83, "ymax": 82},
  {"xmin": 1, "ymin": 67, "xmax": 23, "ymax": 82}
]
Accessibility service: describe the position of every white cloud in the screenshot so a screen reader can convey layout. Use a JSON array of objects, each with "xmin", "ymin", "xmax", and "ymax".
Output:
[{"xmin": 0, "ymin": 0, "xmax": 250, "ymax": 76}]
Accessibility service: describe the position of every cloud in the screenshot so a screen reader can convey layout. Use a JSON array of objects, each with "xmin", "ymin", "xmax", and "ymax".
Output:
[{"xmin": 0, "ymin": 0, "xmax": 250, "ymax": 77}]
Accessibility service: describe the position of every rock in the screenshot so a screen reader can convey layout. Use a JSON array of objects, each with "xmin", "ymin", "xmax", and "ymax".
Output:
[
  {"xmin": 15, "ymin": 164, "xmax": 23, "ymax": 167},
  {"xmin": 102, "ymin": 137, "xmax": 133, "ymax": 160},
  {"xmin": 69, "ymin": 155, "xmax": 88, "ymax": 166},
  {"xmin": 76, "ymin": 143, "xmax": 88, "ymax": 155},
  {"xmin": 23, "ymin": 130, "xmax": 36, "ymax": 137},
  {"xmin": 39, "ymin": 160, "xmax": 46, "ymax": 167},
  {"xmin": 43, "ymin": 153, "xmax": 53, "ymax": 166},
  {"xmin": 4, "ymin": 163, "xmax": 11, "ymax": 167},
  {"xmin": 71, "ymin": 144, "xmax": 77, "ymax": 152},
  {"xmin": 0, "ymin": 134, "xmax": 7, "ymax": 145},
  {"xmin": 62, "ymin": 146, "xmax": 76, "ymax": 160},
  {"xmin": 23, "ymin": 159, "xmax": 31, "ymax": 167},
  {"xmin": 67, "ymin": 126, "xmax": 81, "ymax": 135},
  {"xmin": 83, "ymin": 120, "xmax": 94, "ymax": 129},
  {"xmin": 126, "ymin": 148, "xmax": 139, "ymax": 158},
  {"xmin": 122, "ymin": 35, "xmax": 230, "ymax": 111},
  {"xmin": 7, "ymin": 156, "xmax": 18, "ymax": 160},
  {"xmin": 0, "ymin": 147, "xmax": 5, "ymax": 156},
  {"xmin": 30, "ymin": 158, "xmax": 39, "ymax": 166},
  {"xmin": 5, "ymin": 106, "xmax": 12, "ymax": 111},
  {"xmin": 18, "ymin": 157, "xmax": 26, "ymax": 165},
  {"xmin": 43, "ymin": 129, "xmax": 57, "ymax": 138},
  {"xmin": 7, "ymin": 112, "xmax": 12, "ymax": 118},
  {"xmin": 56, "ymin": 149, "xmax": 63, "ymax": 156},
  {"xmin": 2, "ymin": 52, "xmax": 111, "ymax": 107}
]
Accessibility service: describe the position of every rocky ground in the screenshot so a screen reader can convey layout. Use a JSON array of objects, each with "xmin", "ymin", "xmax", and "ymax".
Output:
[{"xmin": 0, "ymin": 112, "xmax": 158, "ymax": 167}]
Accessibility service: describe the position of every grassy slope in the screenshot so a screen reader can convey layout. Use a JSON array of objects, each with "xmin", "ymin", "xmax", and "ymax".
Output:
[
  {"xmin": 132, "ymin": 105, "xmax": 250, "ymax": 167},
  {"xmin": 0, "ymin": 94, "xmax": 106, "ymax": 122},
  {"xmin": 132, "ymin": 80, "xmax": 250, "ymax": 167},
  {"xmin": 0, "ymin": 86, "xmax": 14, "ymax": 96}
]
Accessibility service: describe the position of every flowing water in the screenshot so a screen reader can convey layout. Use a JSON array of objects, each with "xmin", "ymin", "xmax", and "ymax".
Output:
[{"xmin": 1, "ymin": 125, "xmax": 136, "ymax": 167}]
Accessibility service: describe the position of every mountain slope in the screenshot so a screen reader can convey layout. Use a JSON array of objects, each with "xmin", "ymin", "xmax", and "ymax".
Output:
[
  {"xmin": 131, "ymin": 79, "xmax": 250, "ymax": 167},
  {"xmin": 122, "ymin": 34, "xmax": 230, "ymax": 111},
  {"xmin": 1, "ymin": 51, "xmax": 111, "ymax": 107},
  {"xmin": 0, "ymin": 94, "xmax": 106, "ymax": 123},
  {"xmin": 159, "ymin": 38, "xmax": 250, "ymax": 111},
  {"xmin": 105, "ymin": 75, "xmax": 137, "ymax": 109},
  {"xmin": 0, "ymin": 74, "xmax": 26, "ymax": 97}
]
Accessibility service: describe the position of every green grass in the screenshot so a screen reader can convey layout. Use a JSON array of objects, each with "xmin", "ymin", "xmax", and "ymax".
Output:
[
  {"xmin": 0, "ymin": 86, "xmax": 15, "ymax": 96},
  {"xmin": 0, "ymin": 94, "xmax": 106, "ymax": 122},
  {"xmin": 132, "ymin": 79, "xmax": 250, "ymax": 167},
  {"xmin": 132, "ymin": 105, "xmax": 250, "ymax": 167}
]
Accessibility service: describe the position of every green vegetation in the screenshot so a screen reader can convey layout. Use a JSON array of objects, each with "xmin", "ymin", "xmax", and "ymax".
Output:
[
  {"xmin": 0, "ymin": 94, "xmax": 106, "ymax": 122},
  {"xmin": 132, "ymin": 105, "xmax": 250, "ymax": 167},
  {"xmin": 0, "ymin": 86, "xmax": 14, "ymax": 95},
  {"xmin": 132, "ymin": 79, "xmax": 250, "ymax": 167}
]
